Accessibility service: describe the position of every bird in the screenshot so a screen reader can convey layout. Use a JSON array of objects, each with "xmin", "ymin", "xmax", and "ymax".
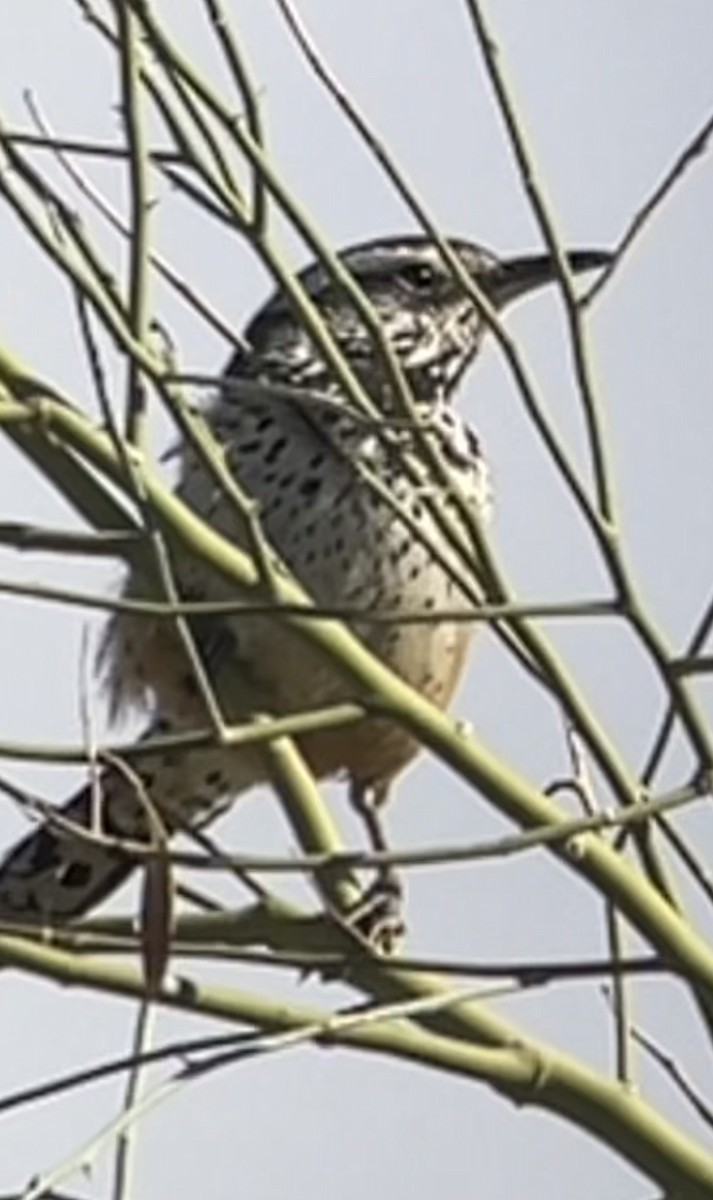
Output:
[{"xmin": 0, "ymin": 234, "xmax": 609, "ymax": 924}]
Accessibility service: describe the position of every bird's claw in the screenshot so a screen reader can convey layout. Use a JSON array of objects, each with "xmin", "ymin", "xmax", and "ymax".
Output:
[{"xmin": 344, "ymin": 866, "xmax": 406, "ymax": 956}]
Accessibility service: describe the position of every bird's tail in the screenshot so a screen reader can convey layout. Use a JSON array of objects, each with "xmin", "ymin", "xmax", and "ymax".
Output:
[
  {"xmin": 0, "ymin": 735, "xmax": 252, "ymax": 924},
  {"xmin": 0, "ymin": 773, "xmax": 143, "ymax": 923}
]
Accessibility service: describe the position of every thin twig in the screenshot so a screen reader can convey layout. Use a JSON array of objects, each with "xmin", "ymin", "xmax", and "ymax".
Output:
[
  {"xmin": 4, "ymin": 128, "xmax": 182, "ymax": 161},
  {"xmin": 0, "ymin": 574, "xmax": 618, "ymax": 623},
  {"xmin": 111, "ymin": 1002, "xmax": 155, "ymax": 1200},
  {"xmin": 0, "ymin": 523, "xmax": 141, "ymax": 556},
  {"xmin": 0, "ymin": 771, "xmax": 705, "ymax": 877},
  {"xmin": 582, "ymin": 107, "xmax": 713, "ymax": 307},
  {"xmin": 21, "ymin": 99, "xmax": 246, "ymax": 350},
  {"xmin": 643, "ymin": 589, "xmax": 713, "ymax": 786},
  {"xmin": 201, "ymin": 0, "xmax": 267, "ymax": 231},
  {"xmin": 116, "ymin": 2, "xmax": 153, "ymax": 445},
  {"xmin": 462, "ymin": 0, "xmax": 614, "ymax": 522},
  {"xmin": 628, "ymin": 1022, "xmax": 713, "ymax": 1133}
]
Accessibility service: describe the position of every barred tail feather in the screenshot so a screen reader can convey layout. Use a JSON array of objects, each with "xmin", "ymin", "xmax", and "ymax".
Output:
[
  {"xmin": 0, "ymin": 736, "xmax": 257, "ymax": 923},
  {"xmin": 0, "ymin": 774, "xmax": 144, "ymax": 923}
]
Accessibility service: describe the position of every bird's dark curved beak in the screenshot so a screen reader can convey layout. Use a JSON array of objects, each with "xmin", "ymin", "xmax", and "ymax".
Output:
[{"xmin": 485, "ymin": 249, "xmax": 612, "ymax": 308}]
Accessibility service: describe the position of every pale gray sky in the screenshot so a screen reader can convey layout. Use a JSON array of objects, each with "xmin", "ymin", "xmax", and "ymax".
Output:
[{"xmin": 0, "ymin": 3, "xmax": 712, "ymax": 1198}]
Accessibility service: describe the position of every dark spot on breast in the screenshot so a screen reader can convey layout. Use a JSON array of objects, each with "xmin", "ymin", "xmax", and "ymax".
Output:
[
  {"xmin": 299, "ymin": 477, "xmax": 322, "ymax": 498},
  {"xmin": 389, "ymin": 541, "xmax": 412, "ymax": 567},
  {"xmin": 255, "ymin": 415, "xmax": 275, "ymax": 433},
  {"xmin": 27, "ymin": 832, "xmax": 64, "ymax": 873},
  {"xmin": 466, "ymin": 428, "xmax": 481, "ymax": 458},
  {"xmin": 264, "ymin": 436, "xmax": 288, "ymax": 465},
  {"xmin": 179, "ymin": 674, "xmax": 200, "ymax": 699},
  {"xmin": 60, "ymin": 861, "xmax": 93, "ymax": 889}
]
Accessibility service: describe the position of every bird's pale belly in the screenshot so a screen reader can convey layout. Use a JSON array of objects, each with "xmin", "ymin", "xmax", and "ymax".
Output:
[{"xmin": 107, "ymin": 450, "xmax": 484, "ymax": 789}]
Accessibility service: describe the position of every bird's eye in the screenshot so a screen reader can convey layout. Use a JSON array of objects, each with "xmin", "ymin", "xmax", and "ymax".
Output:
[{"xmin": 399, "ymin": 262, "xmax": 437, "ymax": 291}]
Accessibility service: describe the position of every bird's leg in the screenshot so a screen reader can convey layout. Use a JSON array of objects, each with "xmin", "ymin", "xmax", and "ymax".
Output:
[{"xmin": 346, "ymin": 779, "xmax": 405, "ymax": 953}]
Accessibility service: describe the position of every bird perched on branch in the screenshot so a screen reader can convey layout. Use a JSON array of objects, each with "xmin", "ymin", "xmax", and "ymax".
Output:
[{"xmin": 0, "ymin": 235, "xmax": 609, "ymax": 923}]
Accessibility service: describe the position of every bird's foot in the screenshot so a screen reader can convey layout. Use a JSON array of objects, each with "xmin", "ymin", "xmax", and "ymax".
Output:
[
  {"xmin": 340, "ymin": 778, "xmax": 406, "ymax": 954},
  {"xmin": 342, "ymin": 865, "xmax": 406, "ymax": 956}
]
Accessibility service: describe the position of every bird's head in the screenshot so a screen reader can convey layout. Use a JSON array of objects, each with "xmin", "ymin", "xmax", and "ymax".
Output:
[{"xmin": 239, "ymin": 235, "xmax": 610, "ymax": 406}]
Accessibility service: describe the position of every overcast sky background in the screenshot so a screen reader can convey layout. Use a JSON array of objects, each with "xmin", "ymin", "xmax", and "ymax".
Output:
[{"xmin": 0, "ymin": 3, "xmax": 712, "ymax": 1198}]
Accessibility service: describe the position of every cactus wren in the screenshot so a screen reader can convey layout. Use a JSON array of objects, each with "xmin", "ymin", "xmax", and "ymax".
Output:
[{"xmin": 0, "ymin": 236, "xmax": 609, "ymax": 922}]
